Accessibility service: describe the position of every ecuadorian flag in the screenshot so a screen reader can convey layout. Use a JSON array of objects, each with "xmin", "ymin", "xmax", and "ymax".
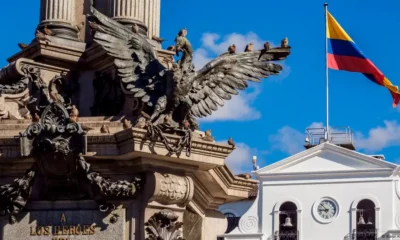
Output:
[{"xmin": 327, "ymin": 11, "xmax": 400, "ymax": 107}]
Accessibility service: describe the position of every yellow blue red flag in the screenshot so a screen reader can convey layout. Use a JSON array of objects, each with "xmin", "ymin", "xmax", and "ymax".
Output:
[{"xmin": 326, "ymin": 11, "xmax": 400, "ymax": 107}]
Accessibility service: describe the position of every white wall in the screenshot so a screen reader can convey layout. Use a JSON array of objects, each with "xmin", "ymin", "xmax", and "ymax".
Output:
[
  {"xmin": 221, "ymin": 144, "xmax": 400, "ymax": 240},
  {"xmin": 261, "ymin": 179, "xmax": 395, "ymax": 240}
]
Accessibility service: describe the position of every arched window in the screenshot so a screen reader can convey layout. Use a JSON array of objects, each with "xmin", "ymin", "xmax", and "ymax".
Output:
[
  {"xmin": 355, "ymin": 199, "xmax": 376, "ymax": 240},
  {"xmin": 224, "ymin": 212, "xmax": 236, "ymax": 218},
  {"xmin": 224, "ymin": 212, "xmax": 240, "ymax": 234},
  {"xmin": 276, "ymin": 201, "xmax": 299, "ymax": 240},
  {"xmin": 217, "ymin": 212, "xmax": 240, "ymax": 240}
]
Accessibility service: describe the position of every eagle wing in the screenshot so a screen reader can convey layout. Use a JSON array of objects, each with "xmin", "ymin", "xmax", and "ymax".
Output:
[
  {"xmin": 189, "ymin": 47, "xmax": 291, "ymax": 118},
  {"xmin": 88, "ymin": 6, "xmax": 166, "ymax": 106}
]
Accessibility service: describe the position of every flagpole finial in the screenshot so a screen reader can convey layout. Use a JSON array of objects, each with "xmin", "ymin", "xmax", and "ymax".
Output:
[{"xmin": 324, "ymin": 3, "xmax": 328, "ymax": 7}]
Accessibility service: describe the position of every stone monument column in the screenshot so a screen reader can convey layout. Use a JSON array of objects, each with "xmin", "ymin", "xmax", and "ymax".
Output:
[
  {"xmin": 38, "ymin": 0, "xmax": 79, "ymax": 40},
  {"xmin": 143, "ymin": 0, "xmax": 160, "ymax": 38},
  {"xmin": 107, "ymin": 0, "xmax": 160, "ymax": 38}
]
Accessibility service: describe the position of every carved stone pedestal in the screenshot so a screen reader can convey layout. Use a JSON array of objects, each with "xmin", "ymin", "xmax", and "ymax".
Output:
[{"xmin": 0, "ymin": 110, "xmax": 257, "ymax": 239}]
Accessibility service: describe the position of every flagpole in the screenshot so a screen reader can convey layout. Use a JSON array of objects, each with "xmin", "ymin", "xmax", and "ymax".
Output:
[{"xmin": 324, "ymin": 3, "xmax": 330, "ymax": 142}]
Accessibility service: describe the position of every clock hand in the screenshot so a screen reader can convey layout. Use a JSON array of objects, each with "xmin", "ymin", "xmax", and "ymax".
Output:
[{"xmin": 320, "ymin": 204, "xmax": 328, "ymax": 211}]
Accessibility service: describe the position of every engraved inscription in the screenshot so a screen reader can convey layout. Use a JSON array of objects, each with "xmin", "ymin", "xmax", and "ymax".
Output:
[
  {"xmin": 1, "ymin": 210, "xmax": 125, "ymax": 240},
  {"xmin": 29, "ymin": 213, "xmax": 96, "ymax": 238}
]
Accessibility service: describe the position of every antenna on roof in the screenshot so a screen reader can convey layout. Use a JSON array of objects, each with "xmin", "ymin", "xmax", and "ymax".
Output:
[{"xmin": 252, "ymin": 156, "xmax": 259, "ymax": 171}]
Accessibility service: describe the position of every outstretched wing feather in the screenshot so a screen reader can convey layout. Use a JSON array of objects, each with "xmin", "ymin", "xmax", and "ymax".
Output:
[
  {"xmin": 118, "ymin": 67, "xmax": 135, "ymax": 74},
  {"xmin": 220, "ymin": 83, "xmax": 238, "ymax": 95},
  {"xmin": 121, "ymin": 76, "xmax": 138, "ymax": 82},
  {"xmin": 197, "ymin": 102, "xmax": 208, "ymax": 117},
  {"xmin": 200, "ymin": 101, "xmax": 212, "ymax": 115},
  {"xmin": 191, "ymin": 105, "xmax": 201, "ymax": 117},
  {"xmin": 213, "ymin": 86, "xmax": 231, "ymax": 100},
  {"xmin": 208, "ymin": 90, "xmax": 224, "ymax": 106},
  {"xmin": 223, "ymin": 75, "xmax": 248, "ymax": 90},
  {"xmin": 90, "ymin": 7, "xmax": 131, "ymax": 40},
  {"xmin": 189, "ymin": 48, "xmax": 290, "ymax": 118},
  {"xmin": 134, "ymin": 90, "xmax": 147, "ymax": 98},
  {"xmin": 205, "ymin": 97, "xmax": 218, "ymax": 111},
  {"xmin": 88, "ymin": 6, "xmax": 164, "ymax": 107},
  {"xmin": 141, "ymin": 95, "xmax": 150, "ymax": 102},
  {"xmin": 115, "ymin": 59, "xmax": 134, "ymax": 69}
]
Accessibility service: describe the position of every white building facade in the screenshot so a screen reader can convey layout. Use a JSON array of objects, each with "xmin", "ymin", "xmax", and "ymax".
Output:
[{"xmin": 221, "ymin": 143, "xmax": 400, "ymax": 240}]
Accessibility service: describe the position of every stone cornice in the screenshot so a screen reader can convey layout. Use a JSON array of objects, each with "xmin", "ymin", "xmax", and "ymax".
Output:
[
  {"xmin": 0, "ymin": 58, "xmax": 69, "ymax": 83},
  {"xmin": 259, "ymin": 169, "xmax": 396, "ymax": 184},
  {"xmin": 210, "ymin": 166, "xmax": 258, "ymax": 198},
  {"xmin": 115, "ymin": 128, "xmax": 234, "ymax": 161},
  {"xmin": 214, "ymin": 166, "xmax": 258, "ymax": 186},
  {"xmin": 8, "ymin": 38, "xmax": 86, "ymax": 64},
  {"xmin": 4, "ymin": 37, "xmax": 175, "ymax": 76},
  {"xmin": 256, "ymin": 143, "xmax": 398, "ymax": 176},
  {"xmin": 189, "ymin": 173, "xmax": 226, "ymax": 213},
  {"xmin": 87, "ymin": 134, "xmax": 117, "ymax": 144},
  {"xmin": 0, "ymin": 122, "xmax": 234, "ymax": 166},
  {"xmin": 0, "ymin": 122, "xmax": 253, "ymax": 210},
  {"xmin": 6, "ymin": 42, "xmax": 42, "ymax": 64}
]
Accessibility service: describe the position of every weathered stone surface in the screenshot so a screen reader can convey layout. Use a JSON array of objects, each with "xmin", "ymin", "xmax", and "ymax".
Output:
[
  {"xmin": 1, "ymin": 209, "xmax": 125, "ymax": 240},
  {"xmin": 183, "ymin": 208, "xmax": 202, "ymax": 240}
]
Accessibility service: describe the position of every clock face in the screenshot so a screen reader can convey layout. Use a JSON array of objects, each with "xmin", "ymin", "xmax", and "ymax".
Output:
[
  {"xmin": 313, "ymin": 197, "xmax": 340, "ymax": 223},
  {"xmin": 317, "ymin": 200, "xmax": 337, "ymax": 219}
]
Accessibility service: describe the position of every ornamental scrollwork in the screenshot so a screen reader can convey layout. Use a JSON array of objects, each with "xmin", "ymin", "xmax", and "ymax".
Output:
[
  {"xmin": 239, "ymin": 215, "xmax": 258, "ymax": 234},
  {"xmin": 145, "ymin": 119, "xmax": 193, "ymax": 157},
  {"xmin": 4, "ymin": 102, "xmax": 144, "ymax": 224},
  {"xmin": 150, "ymin": 173, "xmax": 194, "ymax": 206},
  {"xmin": 77, "ymin": 154, "xmax": 142, "ymax": 213},
  {"xmin": 0, "ymin": 165, "xmax": 37, "ymax": 224},
  {"xmin": 145, "ymin": 209, "xmax": 184, "ymax": 240}
]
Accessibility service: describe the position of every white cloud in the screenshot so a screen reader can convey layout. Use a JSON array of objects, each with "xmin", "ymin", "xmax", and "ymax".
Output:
[
  {"xmin": 202, "ymin": 32, "xmax": 271, "ymax": 56},
  {"xmin": 193, "ymin": 32, "xmax": 290, "ymax": 122},
  {"xmin": 218, "ymin": 141, "xmax": 266, "ymax": 175},
  {"xmin": 308, "ymin": 122, "xmax": 324, "ymax": 129},
  {"xmin": 354, "ymin": 120, "xmax": 400, "ymax": 152},
  {"xmin": 192, "ymin": 48, "xmax": 213, "ymax": 71},
  {"xmin": 199, "ymin": 86, "xmax": 261, "ymax": 122},
  {"xmin": 268, "ymin": 122, "xmax": 323, "ymax": 155},
  {"xmin": 269, "ymin": 126, "xmax": 305, "ymax": 155},
  {"xmin": 268, "ymin": 120, "xmax": 400, "ymax": 156},
  {"xmin": 193, "ymin": 32, "xmax": 278, "ymax": 70}
]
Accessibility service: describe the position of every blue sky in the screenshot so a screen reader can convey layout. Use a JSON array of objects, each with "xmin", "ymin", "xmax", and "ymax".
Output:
[{"xmin": 2, "ymin": 1, "xmax": 400, "ymax": 174}]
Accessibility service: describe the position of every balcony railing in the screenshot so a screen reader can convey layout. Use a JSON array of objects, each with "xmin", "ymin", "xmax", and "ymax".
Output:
[
  {"xmin": 305, "ymin": 126, "xmax": 355, "ymax": 150},
  {"xmin": 352, "ymin": 228, "xmax": 377, "ymax": 240},
  {"xmin": 274, "ymin": 230, "xmax": 299, "ymax": 240}
]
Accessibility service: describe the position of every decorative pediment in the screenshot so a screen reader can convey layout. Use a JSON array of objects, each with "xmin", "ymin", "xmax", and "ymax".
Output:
[{"xmin": 256, "ymin": 143, "xmax": 398, "ymax": 176}]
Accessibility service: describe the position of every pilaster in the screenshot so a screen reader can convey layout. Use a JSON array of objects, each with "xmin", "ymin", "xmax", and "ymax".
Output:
[{"xmin": 38, "ymin": 0, "xmax": 79, "ymax": 40}]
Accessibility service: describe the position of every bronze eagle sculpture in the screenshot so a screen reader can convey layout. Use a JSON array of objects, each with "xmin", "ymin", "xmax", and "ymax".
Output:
[{"xmin": 87, "ymin": 7, "xmax": 290, "ymax": 130}]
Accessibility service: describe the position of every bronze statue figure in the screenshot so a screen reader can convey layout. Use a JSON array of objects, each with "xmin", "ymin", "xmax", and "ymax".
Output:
[{"xmin": 87, "ymin": 6, "xmax": 290, "ymax": 130}]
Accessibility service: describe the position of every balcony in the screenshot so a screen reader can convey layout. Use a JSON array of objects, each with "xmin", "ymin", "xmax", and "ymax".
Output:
[{"xmin": 304, "ymin": 126, "xmax": 355, "ymax": 150}]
